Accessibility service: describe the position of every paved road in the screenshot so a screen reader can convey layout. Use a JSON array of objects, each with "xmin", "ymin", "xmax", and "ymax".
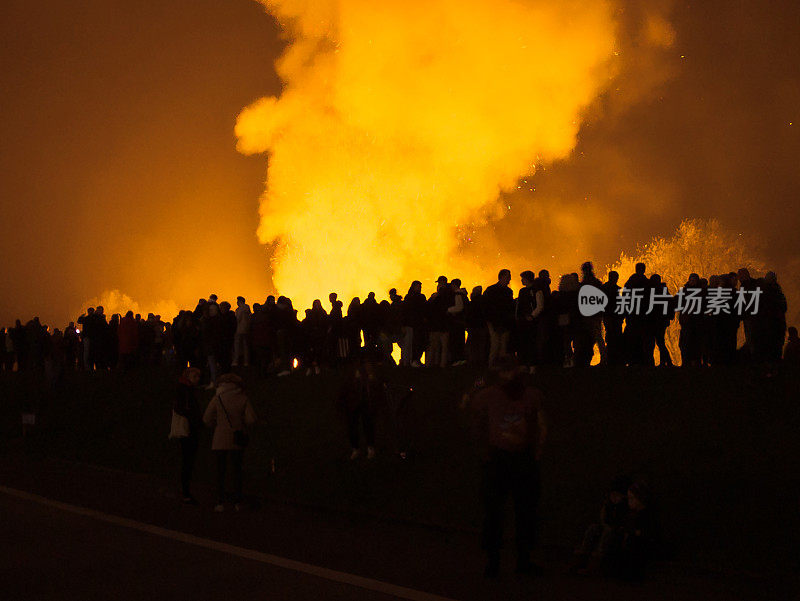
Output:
[
  {"xmin": 0, "ymin": 454, "xmax": 795, "ymax": 601},
  {"xmin": 0, "ymin": 491, "xmax": 419, "ymax": 601}
]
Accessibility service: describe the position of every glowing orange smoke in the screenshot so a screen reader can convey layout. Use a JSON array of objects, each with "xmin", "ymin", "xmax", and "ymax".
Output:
[{"xmin": 236, "ymin": 0, "xmax": 619, "ymax": 307}]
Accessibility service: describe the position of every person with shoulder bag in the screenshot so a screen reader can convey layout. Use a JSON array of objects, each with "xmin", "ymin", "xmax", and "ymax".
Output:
[{"xmin": 203, "ymin": 372, "xmax": 257, "ymax": 512}]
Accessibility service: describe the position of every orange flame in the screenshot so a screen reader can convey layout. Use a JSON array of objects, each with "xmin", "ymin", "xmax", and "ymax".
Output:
[{"xmin": 237, "ymin": 0, "xmax": 618, "ymax": 307}]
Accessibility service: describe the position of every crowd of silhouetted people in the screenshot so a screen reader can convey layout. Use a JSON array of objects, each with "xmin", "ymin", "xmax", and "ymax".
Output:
[{"xmin": 0, "ymin": 261, "xmax": 794, "ymax": 383}]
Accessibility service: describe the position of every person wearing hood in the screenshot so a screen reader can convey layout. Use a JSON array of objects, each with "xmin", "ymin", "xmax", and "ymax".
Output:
[{"xmin": 203, "ymin": 373, "xmax": 257, "ymax": 512}]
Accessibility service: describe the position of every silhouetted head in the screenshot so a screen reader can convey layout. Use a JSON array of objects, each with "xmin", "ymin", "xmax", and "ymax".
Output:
[
  {"xmin": 87, "ymin": 307, "xmax": 95, "ymax": 315},
  {"xmin": 451, "ymin": 278, "xmax": 462, "ymax": 290},
  {"xmin": 765, "ymin": 271, "xmax": 778, "ymax": 284},
  {"xmin": 610, "ymin": 475, "xmax": 632, "ymax": 504},
  {"xmin": 181, "ymin": 367, "xmax": 202, "ymax": 386},
  {"xmin": 607, "ymin": 270, "xmax": 619, "ymax": 284},
  {"xmin": 329, "ymin": 292, "xmax": 337, "ymax": 303},
  {"xmin": 787, "ymin": 326, "xmax": 798, "ymax": 341},
  {"xmin": 266, "ymin": 295, "xmax": 276, "ymax": 306},
  {"xmin": 312, "ymin": 299, "xmax": 323, "ymax": 310},
  {"xmin": 628, "ymin": 481, "xmax": 651, "ymax": 511},
  {"xmin": 737, "ymin": 268, "xmax": 751, "ymax": 282},
  {"xmin": 650, "ymin": 273, "xmax": 662, "ymax": 285},
  {"xmin": 409, "ymin": 280, "xmax": 422, "ymax": 295},
  {"xmin": 687, "ymin": 273, "xmax": 700, "ymax": 287},
  {"xmin": 217, "ymin": 372, "xmax": 243, "ymax": 390},
  {"xmin": 558, "ymin": 273, "xmax": 579, "ymax": 292},
  {"xmin": 498, "ymin": 269, "xmax": 511, "ymax": 286},
  {"xmin": 237, "ymin": 296, "xmax": 245, "ymax": 306},
  {"xmin": 209, "ymin": 294, "xmax": 218, "ymax": 303},
  {"xmin": 492, "ymin": 354, "xmax": 519, "ymax": 382},
  {"xmin": 470, "ymin": 286, "xmax": 483, "ymax": 301},
  {"xmin": 520, "ymin": 270, "xmax": 535, "ymax": 286},
  {"xmin": 367, "ymin": 291, "xmax": 376, "ymax": 301},
  {"xmin": 436, "ymin": 275, "xmax": 448, "ymax": 286},
  {"xmin": 125, "ymin": 311, "xmax": 133, "ymax": 318},
  {"xmin": 581, "ymin": 261, "xmax": 594, "ymax": 276},
  {"xmin": 635, "ymin": 262, "xmax": 646, "ymax": 275}
]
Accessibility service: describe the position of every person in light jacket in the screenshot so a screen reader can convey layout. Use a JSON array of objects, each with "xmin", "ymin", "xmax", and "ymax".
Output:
[{"xmin": 203, "ymin": 373, "xmax": 257, "ymax": 512}]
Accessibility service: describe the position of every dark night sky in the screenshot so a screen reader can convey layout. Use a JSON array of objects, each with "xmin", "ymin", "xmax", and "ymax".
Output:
[{"xmin": 1, "ymin": 0, "xmax": 798, "ymax": 326}]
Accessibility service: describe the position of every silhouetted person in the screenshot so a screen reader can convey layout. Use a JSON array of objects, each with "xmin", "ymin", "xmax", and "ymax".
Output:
[
  {"xmin": 602, "ymin": 272, "xmax": 623, "ymax": 365},
  {"xmin": 757, "ymin": 271, "xmax": 787, "ymax": 369},
  {"xmin": 468, "ymin": 355, "xmax": 547, "ymax": 577},
  {"xmin": 338, "ymin": 353, "xmax": 385, "ymax": 460},
  {"xmin": 515, "ymin": 270, "xmax": 541, "ymax": 371},
  {"xmin": 328, "ymin": 295, "xmax": 348, "ymax": 366},
  {"xmin": 302, "ymin": 299, "xmax": 328, "ymax": 375},
  {"xmin": 465, "ymin": 286, "xmax": 488, "ymax": 366},
  {"xmin": 400, "ymin": 281, "xmax": 427, "ymax": 367},
  {"xmin": 614, "ymin": 482, "xmax": 658, "ymax": 581},
  {"xmin": 578, "ymin": 261, "xmax": 607, "ymax": 366},
  {"xmin": 447, "ymin": 278, "xmax": 468, "ymax": 366},
  {"xmin": 201, "ymin": 302, "xmax": 222, "ymax": 387},
  {"xmin": 118, "ymin": 311, "xmax": 139, "ymax": 369},
  {"xmin": 233, "ymin": 296, "xmax": 251, "ymax": 367},
  {"xmin": 387, "ymin": 288, "xmax": 404, "ymax": 355},
  {"xmin": 345, "ymin": 297, "xmax": 362, "ymax": 361},
  {"xmin": 426, "ymin": 282, "xmax": 452, "ymax": 368},
  {"xmin": 737, "ymin": 268, "xmax": 758, "ymax": 360},
  {"xmin": 784, "ymin": 326, "xmax": 800, "ymax": 369},
  {"xmin": 484, "ymin": 269, "xmax": 514, "ymax": 367},
  {"xmin": 553, "ymin": 273, "xmax": 579, "ymax": 367},
  {"xmin": 647, "ymin": 274, "xmax": 674, "ymax": 366},
  {"xmin": 173, "ymin": 367, "xmax": 202, "ymax": 504},
  {"xmin": 533, "ymin": 270, "xmax": 553, "ymax": 365},
  {"xmin": 250, "ymin": 303, "xmax": 272, "ymax": 375},
  {"xmin": 677, "ymin": 273, "xmax": 701, "ymax": 366},
  {"xmin": 623, "ymin": 263, "xmax": 650, "ymax": 365},
  {"xmin": 570, "ymin": 476, "xmax": 631, "ymax": 575},
  {"xmin": 216, "ymin": 302, "xmax": 236, "ymax": 373},
  {"xmin": 361, "ymin": 292, "xmax": 381, "ymax": 352}
]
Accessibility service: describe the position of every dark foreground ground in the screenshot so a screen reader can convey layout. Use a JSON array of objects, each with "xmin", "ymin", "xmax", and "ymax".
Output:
[{"xmin": 0, "ymin": 364, "xmax": 798, "ymax": 599}]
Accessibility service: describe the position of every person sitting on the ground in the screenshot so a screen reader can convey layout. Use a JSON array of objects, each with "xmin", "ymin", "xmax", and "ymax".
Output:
[
  {"xmin": 613, "ymin": 480, "xmax": 658, "ymax": 581},
  {"xmin": 569, "ymin": 475, "xmax": 631, "ymax": 575}
]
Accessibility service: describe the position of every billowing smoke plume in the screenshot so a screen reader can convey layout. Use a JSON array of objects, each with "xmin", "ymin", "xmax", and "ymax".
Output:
[{"xmin": 236, "ymin": 0, "xmax": 620, "ymax": 306}]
